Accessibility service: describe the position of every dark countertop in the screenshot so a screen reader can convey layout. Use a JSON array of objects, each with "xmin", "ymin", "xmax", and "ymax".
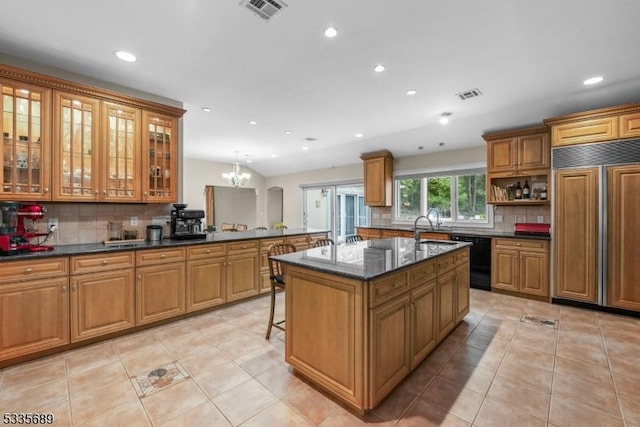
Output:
[
  {"xmin": 357, "ymin": 225, "xmax": 551, "ymax": 240},
  {"xmin": 272, "ymin": 237, "xmax": 472, "ymax": 280},
  {"xmin": 0, "ymin": 228, "xmax": 328, "ymax": 262}
]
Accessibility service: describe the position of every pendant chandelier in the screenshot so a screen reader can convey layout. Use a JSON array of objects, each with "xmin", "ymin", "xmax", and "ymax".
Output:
[{"xmin": 222, "ymin": 151, "xmax": 251, "ymax": 188}]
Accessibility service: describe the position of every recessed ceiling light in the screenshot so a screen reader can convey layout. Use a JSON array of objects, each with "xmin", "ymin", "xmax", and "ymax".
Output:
[
  {"xmin": 285, "ymin": 130, "xmax": 292, "ymax": 134},
  {"xmin": 583, "ymin": 76, "xmax": 604, "ymax": 85},
  {"xmin": 355, "ymin": 133, "xmax": 364, "ymax": 138},
  {"xmin": 373, "ymin": 64, "xmax": 385, "ymax": 73},
  {"xmin": 249, "ymin": 121, "xmax": 257, "ymax": 125},
  {"xmin": 439, "ymin": 112, "xmax": 452, "ymax": 124},
  {"xmin": 324, "ymin": 26, "xmax": 338, "ymax": 38},
  {"xmin": 246, "ymin": 159, "xmax": 253, "ymax": 163},
  {"xmin": 114, "ymin": 50, "xmax": 137, "ymax": 62},
  {"xmin": 202, "ymin": 107, "xmax": 211, "ymax": 112},
  {"xmin": 406, "ymin": 89, "xmax": 417, "ymax": 96},
  {"xmin": 271, "ymin": 154, "xmax": 278, "ymax": 158},
  {"xmin": 302, "ymin": 146, "xmax": 309, "ymax": 151}
]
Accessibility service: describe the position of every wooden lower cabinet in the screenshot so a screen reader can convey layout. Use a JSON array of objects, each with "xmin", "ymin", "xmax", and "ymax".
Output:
[
  {"xmin": 0, "ymin": 277, "xmax": 69, "ymax": 361},
  {"xmin": 436, "ymin": 268, "xmax": 456, "ymax": 341},
  {"xmin": 186, "ymin": 258, "xmax": 225, "ymax": 312},
  {"xmin": 492, "ymin": 238, "xmax": 549, "ymax": 299},
  {"xmin": 136, "ymin": 262, "xmax": 186, "ymax": 325},
  {"xmin": 455, "ymin": 261, "xmax": 470, "ymax": 322},
  {"xmin": 70, "ymin": 269, "xmax": 135, "ymax": 342},
  {"xmin": 409, "ymin": 280, "xmax": 437, "ymax": 368},
  {"xmin": 370, "ymin": 294, "xmax": 411, "ymax": 406},
  {"xmin": 225, "ymin": 252, "xmax": 259, "ymax": 302}
]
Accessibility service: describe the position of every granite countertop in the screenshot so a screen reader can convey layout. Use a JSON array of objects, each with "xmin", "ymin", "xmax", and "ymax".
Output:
[
  {"xmin": 272, "ymin": 237, "xmax": 472, "ymax": 280},
  {"xmin": 0, "ymin": 228, "xmax": 328, "ymax": 262},
  {"xmin": 358, "ymin": 225, "xmax": 551, "ymax": 240}
]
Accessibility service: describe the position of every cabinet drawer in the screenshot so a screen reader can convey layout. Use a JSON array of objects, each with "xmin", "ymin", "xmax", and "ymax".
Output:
[
  {"xmin": 71, "ymin": 252, "xmax": 135, "ymax": 274},
  {"xmin": 370, "ymin": 270, "xmax": 410, "ymax": 307},
  {"xmin": 380, "ymin": 230, "xmax": 408, "ymax": 238},
  {"xmin": 418, "ymin": 232, "xmax": 449, "ymax": 240},
  {"xmin": 136, "ymin": 247, "xmax": 186, "ymax": 266},
  {"xmin": 0, "ymin": 257, "xmax": 69, "ymax": 283},
  {"xmin": 227, "ymin": 240, "xmax": 259, "ymax": 255},
  {"xmin": 494, "ymin": 238, "xmax": 548, "ymax": 251},
  {"xmin": 286, "ymin": 235, "xmax": 309, "ymax": 250},
  {"xmin": 356, "ymin": 228, "xmax": 381, "ymax": 239},
  {"xmin": 260, "ymin": 238, "xmax": 285, "ymax": 252},
  {"xmin": 188, "ymin": 244, "xmax": 225, "ymax": 260},
  {"xmin": 454, "ymin": 248, "xmax": 470, "ymax": 265},
  {"xmin": 411, "ymin": 260, "xmax": 437, "ymax": 287},
  {"xmin": 551, "ymin": 117, "xmax": 618, "ymax": 146},
  {"xmin": 437, "ymin": 253, "xmax": 456, "ymax": 273},
  {"xmin": 620, "ymin": 112, "xmax": 640, "ymax": 139}
]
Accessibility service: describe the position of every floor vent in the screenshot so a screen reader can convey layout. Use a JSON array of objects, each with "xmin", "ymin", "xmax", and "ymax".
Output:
[
  {"xmin": 456, "ymin": 88, "xmax": 483, "ymax": 100},
  {"xmin": 240, "ymin": 0, "xmax": 288, "ymax": 21}
]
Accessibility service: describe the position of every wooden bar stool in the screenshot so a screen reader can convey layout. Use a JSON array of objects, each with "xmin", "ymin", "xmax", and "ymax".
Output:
[
  {"xmin": 265, "ymin": 243, "xmax": 297, "ymax": 339},
  {"xmin": 312, "ymin": 238, "xmax": 335, "ymax": 247},
  {"xmin": 346, "ymin": 234, "xmax": 363, "ymax": 243}
]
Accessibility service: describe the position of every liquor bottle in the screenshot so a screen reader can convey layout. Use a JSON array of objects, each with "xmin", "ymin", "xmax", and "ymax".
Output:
[
  {"xmin": 523, "ymin": 180, "xmax": 530, "ymax": 199},
  {"xmin": 540, "ymin": 185, "xmax": 547, "ymax": 200},
  {"xmin": 515, "ymin": 181, "xmax": 522, "ymax": 199}
]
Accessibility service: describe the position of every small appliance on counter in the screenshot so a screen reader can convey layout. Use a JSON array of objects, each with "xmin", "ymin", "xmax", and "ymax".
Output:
[
  {"xmin": 146, "ymin": 225, "xmax": 163, "ymax": 242},
  {"xmin": 514, "ymin": 222, "xmax": 551, "ymax": 236},
  {"xmin": 0, "ymin": 202, "xmax": 54, "ymax": 255},
  {"xmin": 170, "ymin": 204, "xmax": 205, "ymax": 240}
]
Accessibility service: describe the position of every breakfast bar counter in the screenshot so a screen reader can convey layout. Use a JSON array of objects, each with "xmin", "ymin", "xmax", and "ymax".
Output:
[{"xmin": 272, "ymin": 237, "xmax": 471, "ymax": 413}]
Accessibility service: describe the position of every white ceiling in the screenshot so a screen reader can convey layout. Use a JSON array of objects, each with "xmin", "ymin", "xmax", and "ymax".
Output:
[{"xmin": 1, "ymin": 0, "xmax": 640, "ymax": 177}]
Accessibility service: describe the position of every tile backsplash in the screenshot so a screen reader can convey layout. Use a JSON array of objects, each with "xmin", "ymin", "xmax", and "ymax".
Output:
[
  {"xmin": 370, "ymin": 205, "xmax": 551, "ymax": 232},
  {"xmin": 28, "ymin": 203, "xmax": 173, "ymax": 245}
]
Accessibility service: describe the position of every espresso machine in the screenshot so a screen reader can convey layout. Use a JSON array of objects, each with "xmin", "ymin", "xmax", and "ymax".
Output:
[
  {"xmin": 0, "ymin": 202, "xmax": 54, "ymax": 255},
  {"xmin": 170, "ymin": 204, "xmax": 206, "ymax": 240}
]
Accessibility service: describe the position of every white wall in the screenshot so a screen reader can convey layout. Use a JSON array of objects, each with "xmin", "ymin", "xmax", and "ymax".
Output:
[{"xmin": 182, "ymin": 158, "xmax": 266, "ymax": 226}]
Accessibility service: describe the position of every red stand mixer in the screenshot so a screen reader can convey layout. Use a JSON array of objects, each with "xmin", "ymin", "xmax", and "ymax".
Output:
[{"xmin": 0, "ymin": 202, "xmax": 54, "ymax": 255}]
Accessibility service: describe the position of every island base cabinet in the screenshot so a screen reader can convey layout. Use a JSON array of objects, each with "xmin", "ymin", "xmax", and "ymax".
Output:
[
  {"xmin": 370, "ymin": 294, "xmax": 411, "ymax": 406},
  {"xmin": 410, "ymin": 281, "xmax": 437, "ymax": 367},
  {"xmin": 186, "ymin": 258, "xmax": 225, "ymax": 312},
  {"xmin": 136, "ymin": 263, "xmax": 185, "ymax": 325},
  {"xmin": 436, "ymin": 269, "xmax": 456, "ymax": 341},
  {"xmin": 0, "ymin": 277, "xmax": 69, "ymax": 361},
  {"xmin": 70, "ymin": 270, "xmax": 135, "ymax": 342}
]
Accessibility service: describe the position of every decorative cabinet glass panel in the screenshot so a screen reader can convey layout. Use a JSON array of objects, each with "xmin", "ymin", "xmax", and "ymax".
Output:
[
  {"xmin": 102, "ymin": 102, "xmax": 141, "ymax": 202},
  {"xmin": 0, "ymin": 78, "xmax": 51, "ymax": 200},
  {"xmin": 142, "ymin": 111, "xmax": 177, "ymax": 203},
  {"xmin": 53, "ymin": 91, "xmax": 100, "ymax": 201}
]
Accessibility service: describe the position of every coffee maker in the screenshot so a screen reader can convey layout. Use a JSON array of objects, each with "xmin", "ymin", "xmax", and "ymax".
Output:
[
  {"xmin": 0, "ymin": 202, "xmax": 54, "ymax": 255},
  {"xmin": 170, "ymin": 204, "xmax": 206, "ymax": 240}
]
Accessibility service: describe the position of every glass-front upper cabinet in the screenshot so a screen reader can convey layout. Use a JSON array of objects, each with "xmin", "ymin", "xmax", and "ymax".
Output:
[
  {"xmin": 102, "ymin": 102, "xmax": 141, "ymax": 202},
  {"xmin": 0, "ymin": 78, "xmax": 51, "ymax": 201},
  {"xmin": 53, "ymin": 91, "xmax": 100, "ymax": 201},
  {"xmin": 142, "ymin": 111, "xmax": 177, "ymax": 203}
]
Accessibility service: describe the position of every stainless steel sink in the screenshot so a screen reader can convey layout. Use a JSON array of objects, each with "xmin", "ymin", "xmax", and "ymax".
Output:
[{"xmin": 417, "ymin": 239, "xmax": 458, "ymax": 245}]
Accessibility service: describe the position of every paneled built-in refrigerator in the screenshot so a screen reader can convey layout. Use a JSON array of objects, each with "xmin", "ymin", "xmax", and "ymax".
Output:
[{"xmin": 553, "ymin": 139, "xmax": 640, "ymax": 312}]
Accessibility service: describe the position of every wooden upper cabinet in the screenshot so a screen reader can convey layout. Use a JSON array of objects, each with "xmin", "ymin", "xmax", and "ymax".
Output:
[
  {"xmin": 0, "ymin": 77, "xmax": 52, "ymax": 201},
  {"xmin": 361, "ymin": 150, "xmax": 393, "ymax": 207},
  {"xmin": 102, "ymin": 102, "xmax": 142, "ymax": 202},
  {"xmin": 484, "ymin": 127, "xmax": 549, "ymax": 175},
  {"xmin": 142, "ymin": 111, "xmax": 178, "ymax": 203},
  {"xmin": 544, "ymin": 103, "xmax": 640, "ymax": 146},
  {"xmin": 53, "ymin": 91, "xmax": 100, "ymax": 201}
]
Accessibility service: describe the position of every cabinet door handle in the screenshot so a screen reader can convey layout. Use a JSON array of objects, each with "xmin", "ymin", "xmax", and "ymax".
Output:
[
  {"xmin": 102, "ymin": 260, "xmax": 108, "ymax": 265},
  {"xmin": 144, "ymin": 191, "xmax": 148, "ymax": 196},
  {"xmin": 24, "ymin": 267, "xmax": 33, "ymax": 273},
  {"xmin": 44, "ymin": 187, "xmax": 49, "ymax": 193},
  {"xmin": 95, "ymin": 189, "xmax": 99, "ymax": 195},
  {"xmin": 103, "ymin": 190, "xmax": 107, "ymax": 195},
  {"xmin": 62, "ymin": 285, "xmax": 67, "ymax": 292},
  {"xmin": 137, "ymin": 275, "xmax": 141, "ymax": 280},
  {"xmin": 72, "ymin": 284, "xmax": 77, "ymax": 291}
]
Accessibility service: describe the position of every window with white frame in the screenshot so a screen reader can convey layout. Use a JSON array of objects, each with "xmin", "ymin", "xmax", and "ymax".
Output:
[{"xmin": 395, "ymin": 168, "xmax": 489, "ymax": 226}]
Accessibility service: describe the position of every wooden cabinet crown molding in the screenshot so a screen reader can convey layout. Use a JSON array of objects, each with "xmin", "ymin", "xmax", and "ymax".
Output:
[
  {"xmin": 543, "ymin": 102, "xmax": 640, "ymax": 126},
  {"xmin": 482, "ymin": 125, "xmax": 549, "ymax": 142},
  {"xmin": 0, "ymin": 64, "xmax": 185, "ymax": 118},
  {"xmin": 359, "ymin": 149, "xmax": 394, "ymax": 161}
]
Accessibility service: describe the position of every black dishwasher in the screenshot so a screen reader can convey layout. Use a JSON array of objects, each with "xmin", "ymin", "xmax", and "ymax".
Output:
[{"xmin": 449, "ymin": 234, "xmax": 491, "ymax": 291}]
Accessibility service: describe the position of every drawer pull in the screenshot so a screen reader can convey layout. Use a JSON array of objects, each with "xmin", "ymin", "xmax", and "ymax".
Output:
[
  {"xmin": 516, "ymin": 243, "xmax": 521, "ymax": 246},
  {"xmin": 242, "ymin": 245, "xmax": 247, "ymax": 249},
  {"xmin": 102, "ymin": 260, "xmax": 108, "ymax": 265},
  {"xmin": 24, "ymin": 267, "xmax": 33, "ymax": 273},
  {"xmin": 206, "ymin": 249, "xmax": 211, "ymax": 254},
  {"xmin": 160, "ymin": 254, "xmax": 166, "ymax": 259}
]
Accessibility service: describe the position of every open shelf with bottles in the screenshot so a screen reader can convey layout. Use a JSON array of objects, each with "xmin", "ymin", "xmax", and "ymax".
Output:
[{"xmin": 488, "ymin": 174, "xmax": 549, "ymax": 205}]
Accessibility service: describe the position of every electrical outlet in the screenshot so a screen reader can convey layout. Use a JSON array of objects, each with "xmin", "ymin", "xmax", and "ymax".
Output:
[
  {"xmin": 47, "ymin": 218, "xmax": 58, "ymax": 232},
  {"xmin": 495, "ymin": 214, "xmax": 503, "ymax": 223},
  {"xmin": 537, "ymin": 216, "xmax": 544, "ymax": 223},
  {"xmin": 130, "ymin": 216, "xmax": 138, "ymax": 226}
]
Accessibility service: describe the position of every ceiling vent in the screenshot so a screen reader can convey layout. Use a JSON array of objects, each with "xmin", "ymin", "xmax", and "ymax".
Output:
[
  {"xmin": 304, "ymin": 137, "xmax": 317, "ymax": 142},
  {"xmin": 240, "ymin": 0, "xmax": 288, "ymax": 21},
  {"xmin": 456, "ymin": 88, "xmax": 483, "ymax": 100}
]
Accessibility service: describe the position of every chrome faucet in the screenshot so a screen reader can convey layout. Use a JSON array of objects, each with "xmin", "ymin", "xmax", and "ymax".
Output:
[
  {"xmin": 413, "ymin": 215, "xmax": 433, "ymax": 241},
  {"xmin": 427, "ymin": 208, "xmax": 442, "ymax": 229}
]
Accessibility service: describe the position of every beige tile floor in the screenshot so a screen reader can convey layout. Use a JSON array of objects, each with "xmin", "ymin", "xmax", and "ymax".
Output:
[{"xmin": 1, "ymin": 289, "xmax": 639, "ymax": 426}]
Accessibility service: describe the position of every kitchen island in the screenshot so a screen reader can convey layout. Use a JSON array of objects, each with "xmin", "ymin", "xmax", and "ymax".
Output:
[{"xmin": 272, "ymin": 237, "xmax": 471, "ymax": 413}]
